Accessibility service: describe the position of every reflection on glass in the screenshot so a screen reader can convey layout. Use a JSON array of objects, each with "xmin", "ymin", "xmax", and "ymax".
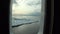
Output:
[{"xmin": 10, "ymin": 0, "xmax": 45, "ymax": 34}]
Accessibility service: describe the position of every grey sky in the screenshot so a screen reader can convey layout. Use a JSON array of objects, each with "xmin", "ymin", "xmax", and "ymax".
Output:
[{"xmin": 12, "ymin": 0, "xmax": 41, "ymax": 16}]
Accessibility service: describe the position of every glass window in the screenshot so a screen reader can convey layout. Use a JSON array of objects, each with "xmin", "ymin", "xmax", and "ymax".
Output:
[{"xmin": 10, "ymin": 0, "xmax": 45, "ymax": 34}]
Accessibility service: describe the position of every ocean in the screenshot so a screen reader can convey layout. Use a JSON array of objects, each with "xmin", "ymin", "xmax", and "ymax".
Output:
[
  {"xmin": 12, "ymin": 16, "xmax": 40, "ymax": 26},
  {"xmin": 11, "ymin": 16, "xmax": 44, "ymax": 34}
]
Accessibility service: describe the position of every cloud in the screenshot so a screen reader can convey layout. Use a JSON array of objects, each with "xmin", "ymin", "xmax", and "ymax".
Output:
[
  {"xmin": 12, "ymin": 0, "xmax": 41, "ymax": 15},
  {"xmin": 26, "ymin": 0, "xmax": 41, "ymax": 6},
  {"xmin": 13, "ymin": 0, "xmax": 17, "ymax": 4},
  {"xmin": 27, "ymin": 11, "xmax": 41, "ymax": 16}
]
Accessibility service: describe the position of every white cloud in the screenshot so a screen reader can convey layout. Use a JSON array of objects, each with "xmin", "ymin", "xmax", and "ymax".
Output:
[{"xmin": 12, "ymin": 0, "xmax": 42, "ymax": 15}]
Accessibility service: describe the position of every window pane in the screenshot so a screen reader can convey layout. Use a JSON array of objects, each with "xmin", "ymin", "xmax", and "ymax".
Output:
[{"xmin": 10, "ymin": 0, "xmax": 45, "ymax": 34}]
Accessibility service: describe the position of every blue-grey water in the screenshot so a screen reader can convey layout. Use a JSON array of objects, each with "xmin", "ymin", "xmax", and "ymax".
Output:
[
  {"xmin": 12, "ymin": 16, "xmax": 40, "ymax": 26},
  {"xmin": 11, "ymin": 16, "xmax": 44, "ymax": 34}
]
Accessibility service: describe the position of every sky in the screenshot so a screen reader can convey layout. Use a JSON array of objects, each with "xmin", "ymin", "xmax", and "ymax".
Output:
[{"xmin": 12, "ymin": 0, "xmax": 42, "ymax": 16}]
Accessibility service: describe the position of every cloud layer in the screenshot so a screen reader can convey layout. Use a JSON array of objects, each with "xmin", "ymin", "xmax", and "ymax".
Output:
[{"xmin": 12, "ymin": 0, "xmax": 42, "ymax": 16}]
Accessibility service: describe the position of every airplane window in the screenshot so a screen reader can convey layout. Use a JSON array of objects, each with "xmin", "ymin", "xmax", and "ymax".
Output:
[{"xmin": 10, "ymin": 0, "xmax": 45, "ymax": 34}]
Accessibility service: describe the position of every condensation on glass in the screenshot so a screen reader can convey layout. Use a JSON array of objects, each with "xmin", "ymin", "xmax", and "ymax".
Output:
[{"xmin": 10, "ymin": 0, "xmax": 45, "ymax": 34}]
